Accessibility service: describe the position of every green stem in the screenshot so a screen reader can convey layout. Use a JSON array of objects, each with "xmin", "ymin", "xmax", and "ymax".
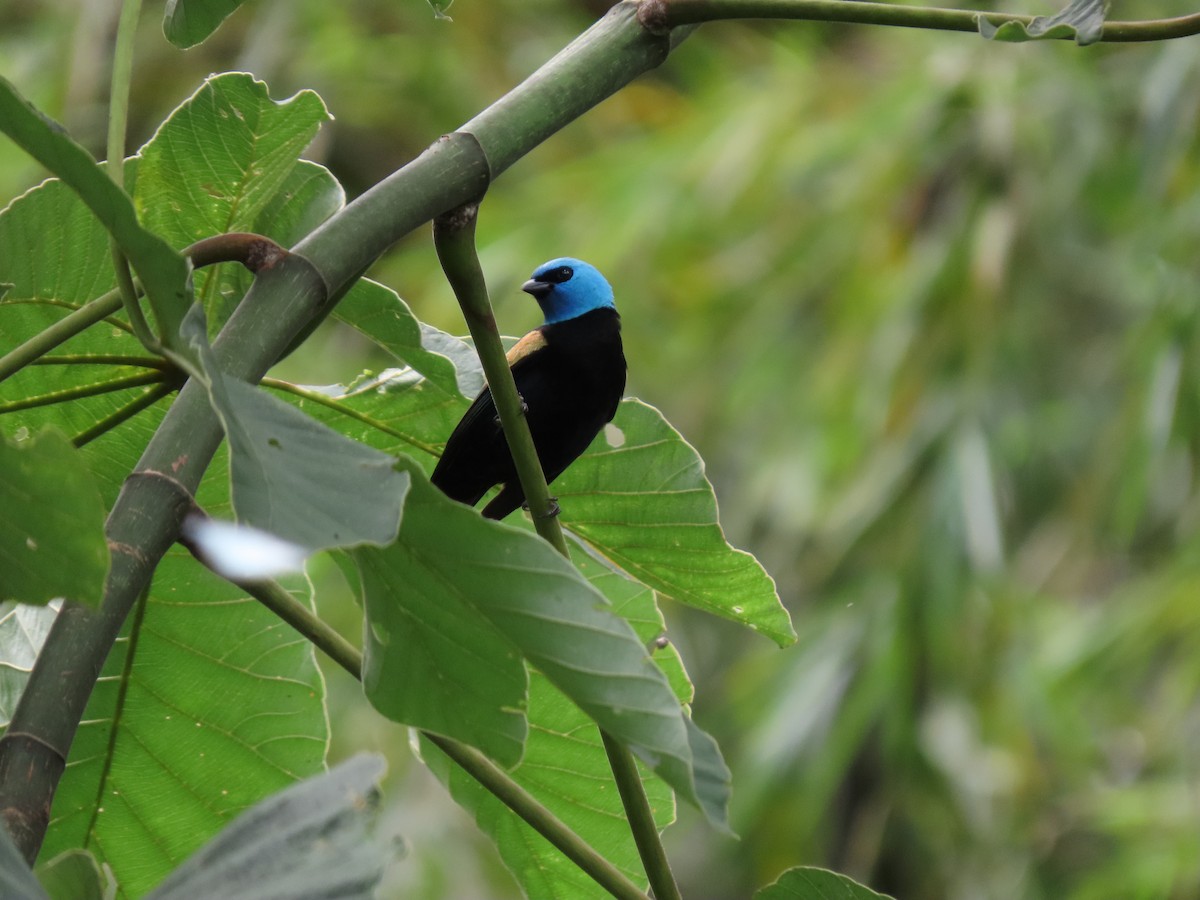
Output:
[
  {"xmin": 432, "ymin": 203, "xmax": 677, "ymax": 899},
  {"xmin": 426, "ymin": 735, "xmax": 650, "ymax": 900},
  {"xmin": 602, "ymin": 731, "xmax": 682, "ymax": 900},
  {"xmin": 72, "ymin": 381, "xmax": 177, "ymax": 448},
  {"xmin": 236, "ymin": 578, "xmax": 364, "ymax": 681},
  {"xmin": 106, "ymin": 0, "xmax": 157, "ymax": 351},
  {"xmin": 0, "ymin": 371, "xmax": 167, "ymax": 413},
  {"xmin": 0, "ymin": 289, "xmax": 124, "ymax": 384},
  {"xmin": 431, "ymin": 205, "xmax": 569, "ymax": 553},
  {"xmin": 229, "ymin": 575, "xmax": 649, "ymax": 900},
  {"xmin": 657, "ymin": 0, "xmax": 1200, "ymax": 42}
]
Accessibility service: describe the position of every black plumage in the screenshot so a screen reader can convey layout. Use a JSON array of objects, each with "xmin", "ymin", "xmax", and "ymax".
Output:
[{"xmin": 431, "ymin": 260, "xmax": 626, "ymax": 520}]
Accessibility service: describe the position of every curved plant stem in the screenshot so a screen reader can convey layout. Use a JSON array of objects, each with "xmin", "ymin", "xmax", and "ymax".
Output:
[
  {"xmin": 230, "ymin": 575, "xmax": 650, "ymax": 900},
  {"xmin": 432, "ymin": 203, "xmax": 680, "ymax": 900},
  {"xmin": 656, "ymin": 0, "xmax": 1200, "ymax": 42},
  {"xmin": 0, "ymin": 232, "xmax": 284, "ymax": 387},
  {"xmin": 602, "ymin": 731, "xmax": 682, "ymax": 900},
  {"xmin": 0, "ymin": 289, "xmax": 124, "ymax": 384}
]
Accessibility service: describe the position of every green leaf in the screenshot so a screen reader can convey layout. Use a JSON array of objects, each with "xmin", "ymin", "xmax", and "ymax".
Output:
[
  {"xmin": 0, "ymin": 176, "xmax": 171, "ymax": 446},
  {"xmin": 210, "ymin": 369, "xmax": 408, "ymax": 552},
  {"xmin": 35, "ymin": 850, "xmax": 114, "ymax": 900},
  {"xmin": 162, "ymin": 0, "xmax": 251, "ymax": 49},
  {"xmin": 0, "ymin": 428, "xmax": 109, "ymax": 606},
  {"xmin": 353, "ymin": 475, "xmax": 532, "ymax": 769},
  {"xmin": 0, "ymin": 77, "xmax": 190, "ymax": 348},
  {"xmin": 0, "ymin": 601, "xmax": 60, "ymax": 726},
  {"xmin": 978, "ymin": 0, "xmax": 1108, "ymax": 45},
  {"xmin": 558, "ymin": 399, "xmax": 796, "ymax": 646},
  {"xmin": 334, "ymin": 277, "xmax": 482, "ymax": 398},
  {"xmin": 133, "ymin": 73, "xmax": 331, "ymax": 330},
  {"xmin": 0, "ymin": 821, "xmax": 46, "ymax": 900},
  {"xmin": 146, "ymin": 755, "xmax": 390, "ymax": 900},
  {"xmin": 753, "ymin": 866, "xmax": 895, "ymax": 899},
  {"xmin": 422, "ymin": 548, "xmax": 683, "ymax": 898},
  {"xmin": 41, "ymin": 550, "xmax": 329, "ymax": 898},
  {"xmin": 358, "ymin": 462, "xmax": 731, "ymax": 827}
]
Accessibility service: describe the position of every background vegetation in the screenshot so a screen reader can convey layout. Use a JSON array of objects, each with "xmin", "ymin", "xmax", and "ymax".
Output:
[{"xmin": 3, "ymin": 0, "xmax": 1200, "ymax": 897}]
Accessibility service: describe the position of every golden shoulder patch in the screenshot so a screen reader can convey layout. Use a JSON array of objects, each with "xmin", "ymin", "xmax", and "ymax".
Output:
[{"xmin": 506, "ymin": 329, "xmax": 547, "ymax": 366}]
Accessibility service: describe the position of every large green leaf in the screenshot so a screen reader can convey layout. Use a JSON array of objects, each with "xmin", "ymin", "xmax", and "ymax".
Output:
[
  {"xmin": 133, "ymin": 73, "xmax": 330, "ymax": 330},
  {"xmin": 422, "ymin": 546, "xmax": 685, "ymax": 898},
  {"xmin": 147, "ymin": 755, "xmax": 389, "ymax": 900},
  {"xmin": 334, "ymin": 277, "xmax": 482, "ymax": 398},
  {"xmin": 557, "ymin": 399, "xmax": 795, "ymax": 646},
  {"xmin": 0, "ymin": 179, "xmax": 166, "ymax": 445},
  {"xmin": 162, "ymin": 0, "xmax": 251, "ymax": 49},
  {"xmin": 40, "ymin": 546, "xmax": 329, "ymax": 897},
  {"xmin": 753, "ymin": 866, "xmax": 894, "ymax": 899},
  {"xmin": 0, "ymin": 428, "xmax": 108, "ymax": 606},
  {"xmin": 0, "ymin": 77, "xmax": 189, "ymax": 348},
  {"xmin": 356, "ymin": 462, "xmax": 731, "ymax": 828},
  {"xmin": 202, "ymin": 361, "xmax": 408, "ymax": 552}
]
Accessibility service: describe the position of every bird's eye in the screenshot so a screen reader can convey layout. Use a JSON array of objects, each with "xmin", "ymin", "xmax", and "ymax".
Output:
[{"xmin": 542, "ymin": 266, "xmax": 573, "ymax": 284}]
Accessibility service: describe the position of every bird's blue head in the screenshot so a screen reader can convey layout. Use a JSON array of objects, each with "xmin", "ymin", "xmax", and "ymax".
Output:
[{"xmin": 522, "ymin": 257, "xmax": 615, "ymax": 325}]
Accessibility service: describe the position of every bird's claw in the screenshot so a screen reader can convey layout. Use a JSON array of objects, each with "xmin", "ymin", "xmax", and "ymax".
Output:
[
  {"xmin": 524, "ymin": 497, "xmax": 561, "ymax": 520},
  {"xmin": 494, "ymin": 394, "xmax": 530, "ymax": 426}
]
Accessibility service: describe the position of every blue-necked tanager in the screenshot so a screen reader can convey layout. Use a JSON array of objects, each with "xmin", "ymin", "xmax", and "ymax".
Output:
[{"xmin": 431, "ymin": 258, "xmax": 626, "ymax": 519}]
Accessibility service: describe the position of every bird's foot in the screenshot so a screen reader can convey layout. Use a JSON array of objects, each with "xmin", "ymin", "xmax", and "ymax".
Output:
[
  {"xmin": 524, "ymin": 497, "xmax": 560, "ymax": 520},
  {"xmin": 493, "ymin": 395, "xmax": 530, "ymax": 426}
]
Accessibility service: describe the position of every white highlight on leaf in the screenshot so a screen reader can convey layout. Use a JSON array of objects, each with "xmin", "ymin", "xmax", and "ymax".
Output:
[
  {"xmin": 182, "ymin": 514, "xmax": 309, "ymax": 581},
  {"xmin": 604, "ymin": 423, "xmax": 625, "ymax": 448}
]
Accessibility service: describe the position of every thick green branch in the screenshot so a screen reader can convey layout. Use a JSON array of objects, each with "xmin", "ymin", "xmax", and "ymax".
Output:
[{"xmin": 654, "ymin": 0, "xmax": 1200, "ymax": 42}]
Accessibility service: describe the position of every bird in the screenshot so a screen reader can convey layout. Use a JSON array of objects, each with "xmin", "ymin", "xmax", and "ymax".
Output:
[{"xmin": 431, "ymin": 257, "xmax": 626, "ymax": 520}]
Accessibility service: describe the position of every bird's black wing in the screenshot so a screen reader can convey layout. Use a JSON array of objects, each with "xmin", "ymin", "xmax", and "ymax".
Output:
[{"xmin": 429, "ymin": 342, "xmax": 545, "ymax": 508}]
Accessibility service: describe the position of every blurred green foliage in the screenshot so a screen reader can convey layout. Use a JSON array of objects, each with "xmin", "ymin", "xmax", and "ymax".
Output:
[{"xmin": 4, "ymin": 0, "xmax": 1200, "ymax": 897}]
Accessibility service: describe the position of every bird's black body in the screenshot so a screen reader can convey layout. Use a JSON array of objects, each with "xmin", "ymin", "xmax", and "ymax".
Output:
[{"xmin": 431, "ymin": 307, "xmax": 625, "ymax": 519}]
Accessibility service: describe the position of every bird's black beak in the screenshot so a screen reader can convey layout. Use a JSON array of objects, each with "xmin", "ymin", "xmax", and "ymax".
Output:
[{"xmin": 522, "ymin": 278, "xmax": 552, "ymax": 299}]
